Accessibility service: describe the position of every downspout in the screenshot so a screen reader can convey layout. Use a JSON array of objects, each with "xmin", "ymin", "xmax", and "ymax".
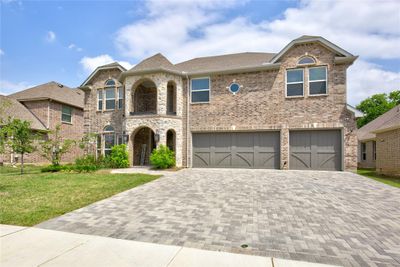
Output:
[{"xmin": 184, "ymin": 72, "xmax": 190, "ymax": 168}]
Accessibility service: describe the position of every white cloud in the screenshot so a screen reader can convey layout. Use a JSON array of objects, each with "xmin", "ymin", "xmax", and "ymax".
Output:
[
  {"xmin": 0, "ymin": 80, "xmax": 33, "ymax": 95},
  {"xmin": 68, "ymin": 43, "xmax": 83, "ymax": 52},
  {"xmin": 347, "ymin": 60, "xmax": 400, "ymax": 105},
  {"xmin": 0, "ymin": 49, "xmax": 4, "ymax": 56},
  {"xmin": 45, "ymin": 31, "xmax": 56, "ymax": 43},
  {"xmin": 114, "ymin": 0, "xmax": 399, "ymax": 104},
  {"xmin": 80, "ymin": 54, "xmax": 134, "ymax": 73}
]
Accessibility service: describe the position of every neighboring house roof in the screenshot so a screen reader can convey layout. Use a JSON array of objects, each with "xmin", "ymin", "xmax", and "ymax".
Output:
[
  {"xmin": 0, "ymin": 95, "xmax": 47, "ymax": 131},
  {"xmin": 175, "ymin": 52, "xmax": 276, "ymax": 75},
  {"xmin": 357, "ymin": 105, "xmax": 400, "ymax": 141},
  {"xmin": 125, "ymin": 53, "xmax": 181, "ymax": 75},
  {"xmin": 81, "ymin": 62, "xmax": 126, "ymax": 87},
  {"xmin": 346, "ymin": 104, "xmax": 364, "ymax": 118},
  {"xmin": 9, "ymin": 81, "xmax": 84, "ymax": 109}
]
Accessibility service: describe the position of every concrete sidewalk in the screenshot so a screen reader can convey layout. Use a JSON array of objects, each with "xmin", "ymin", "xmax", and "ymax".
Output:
[{"xmin": 1, "ymin": 224, "xmax": 339, "ymax": 267}]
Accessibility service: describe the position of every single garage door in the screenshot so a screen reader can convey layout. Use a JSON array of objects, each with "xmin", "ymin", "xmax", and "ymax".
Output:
[
  {"xmin": 192, "ymin": 132, "xmax": 280, "ymax": 169},
  {"xmin": 290, "ymin": 130, "xmax": 342, "ymax": 171}
]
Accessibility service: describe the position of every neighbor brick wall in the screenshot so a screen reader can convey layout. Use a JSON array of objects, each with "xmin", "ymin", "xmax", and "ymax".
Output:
[
  {"xmin": 376, "ymin": 129, "xmax": 400, "ymax": 176},
  {"xmin": 188, "ymin": 43, "xmax": 357, "ymax": 171},
  {"xmin": 358, "ymin": 140, "xmax": 376, "ymax": 169}
]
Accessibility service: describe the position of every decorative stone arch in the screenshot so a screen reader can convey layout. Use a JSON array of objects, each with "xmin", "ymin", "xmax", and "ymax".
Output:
[
  {"xmin": 166, "ymin": 81, "xmax": 177, "ymax": 115},
  {"xmin": 131, "ymin": 78, "xmax": 157, "ymax": 115},
  {"xmin": 131, "ymin": 126, "xmax": 156, "ymax": 165}
]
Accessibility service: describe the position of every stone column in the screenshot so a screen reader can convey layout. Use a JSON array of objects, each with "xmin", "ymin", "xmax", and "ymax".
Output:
[
  {"xmin": 280, "ymin": 126, "xmax": 289, "ymax": 170},
  {"xmin": 157, "ymin": 80, "xmax": 167, "ymax": 115},
  {"xmin": 127, "ymin": 131, "xmax": 134, "ymax": 166},
  {"xmin": 124, "ymin": 79, "xmax": 134, "ymax": 117}
]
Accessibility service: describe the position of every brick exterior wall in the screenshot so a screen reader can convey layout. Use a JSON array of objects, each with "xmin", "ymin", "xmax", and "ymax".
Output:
[
  {"xmin": 186, "ymin": 43, "xmax": 357, "ymax": 171},
  {"xmin": 1, "ymin": 99, "xmax": 84, "ymax": 164},
  {"xmin": 376, "ymin": 129, "xmax": 400, "ymax": 176},
  {"xmin": 357, "ymin": 140, "xmax": 376, "ymax": 169}
]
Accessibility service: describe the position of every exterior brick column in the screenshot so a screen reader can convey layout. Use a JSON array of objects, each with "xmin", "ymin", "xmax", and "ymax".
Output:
[{"xmin": 280, "ymin": 127, "xmax": 289, "ymax": 170}]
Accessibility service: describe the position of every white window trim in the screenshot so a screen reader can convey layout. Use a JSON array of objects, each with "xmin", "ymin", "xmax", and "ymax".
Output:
[
  {"xmin": 297, "ymin": 56, "xmax": 316, "ymax": 66},
  {"xmin": 190, "ymin": 77, "xmax": 211, "ymax": 104},
  {"xmin": 118, "ymin": 87, "xmax": 124, "ymax": 110},
  {"xmin": 285, "ymin": 68, "xmax": 304, "ymax": 98},
  {"xmin": 308, "ymin": 66, "xmax": 328, "ymax": 96},
  {"xmin": 105, "ymin": 87, "xmax": 116, "ymax": 110},
  {"xmin": 97, "ymin": 89, "xmax": 103, "ymax": 111},
  {"xmin": 61, "ymin": 105, "xmax": 73, "ymax": 124}
]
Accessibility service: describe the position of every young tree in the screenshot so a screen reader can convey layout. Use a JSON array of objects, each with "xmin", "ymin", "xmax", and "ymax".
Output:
[
  {"xmin": 78, "ymin": 132, "xmax": 97, "ymax": 156},
  {"xmin": 0, "ymin": 118, "xmax": 36, "ymax": 174},
  {"xmin": 356, "ymin": 90, "xmax": 400, "ymax": 128},
  {"xmin": 39, "ymin": 124, "xmax": 75, "ymax": 166}
]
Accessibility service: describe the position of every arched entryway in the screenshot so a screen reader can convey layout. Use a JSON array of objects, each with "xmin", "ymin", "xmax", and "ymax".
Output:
[
  {"xmin": 167, "ymin": 81, "xmax": 176, "ymax": 115},
  {"xmin": 166, "ymin": 129, "xmax": 176, "ymax": 153},
  {"xmin": 133, "ymin": 80, "xmax": 157, "ymax": 115},
  {"xmin": 133, "ymin": 127, "xmax": 156, "ymax": 165}
]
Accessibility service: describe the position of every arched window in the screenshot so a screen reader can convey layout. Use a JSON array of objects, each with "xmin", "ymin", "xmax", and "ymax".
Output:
[
  {"xmin": 105, "ymin": 79, "xmax": 116, "ymax": 86},
  {"xmin": 103, "ymin": 125, "xmax": 115, "ymax": 156},
  {"xmin": 298, "ymin": 56, "xmax": 315, "ymax": 65}
]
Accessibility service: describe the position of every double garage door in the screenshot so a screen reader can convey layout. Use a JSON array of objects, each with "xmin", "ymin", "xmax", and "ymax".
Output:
[{"xmin": 192, "ymin": 130, "xmax": 342, "ymax": 171}]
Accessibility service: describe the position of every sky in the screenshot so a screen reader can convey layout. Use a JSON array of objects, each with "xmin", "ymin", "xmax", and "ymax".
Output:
[{"xmin": 0, "ymin": 0, "xmax": 399, "ymax": 105}]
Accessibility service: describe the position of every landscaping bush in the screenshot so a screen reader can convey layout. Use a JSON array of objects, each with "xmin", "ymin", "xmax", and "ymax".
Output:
[
  {"xmin": 150, "ymin": 145, "xmax": 175, "ymax": 169},
  {"xmin": 41, "ymin": 165, "xmax": 65, "ymax": 173},
  {"xmin": 74, "ymin": 155, "xmax": 100, "ymax": 172},
  {"xmin": 109, "ymin": 144, "xmax": 129, "ymax": 168}
]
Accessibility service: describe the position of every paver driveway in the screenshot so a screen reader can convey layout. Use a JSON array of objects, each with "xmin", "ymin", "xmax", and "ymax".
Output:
[{"xmin": 37, "ymin": 169, "xmax": 400, "ymax": 267}]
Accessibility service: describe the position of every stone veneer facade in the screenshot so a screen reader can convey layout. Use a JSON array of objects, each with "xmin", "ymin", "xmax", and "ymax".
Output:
[{"xmin": 84, "ymin": 41, "xmax": 357, "ymax": 170}]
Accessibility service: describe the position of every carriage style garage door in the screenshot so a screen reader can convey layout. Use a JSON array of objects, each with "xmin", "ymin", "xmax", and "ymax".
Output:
[
  {"xmin": 192, "ymin": 132, "xmax": 280, "ymax": 169},
  {"xmin": 289, "ymin": 130, "xmax": 342, "ymax": 171}
]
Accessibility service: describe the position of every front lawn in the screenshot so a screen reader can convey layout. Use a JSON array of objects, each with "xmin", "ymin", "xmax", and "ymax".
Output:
[
  {"xmin": 357, "ymin": 168, "xmax": 400, "ymax": 188},
  {"xmin": 0, "ymin": 165, "xmax": 160, "ymax": 226}
]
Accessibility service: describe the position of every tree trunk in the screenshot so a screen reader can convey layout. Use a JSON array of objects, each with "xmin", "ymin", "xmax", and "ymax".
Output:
[{"xmin": 20, "ymin": 153, "xmax": 24, "ymax": 175}]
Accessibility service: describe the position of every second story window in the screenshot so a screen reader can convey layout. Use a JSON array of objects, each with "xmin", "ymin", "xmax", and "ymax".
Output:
[
  {"xmin": 118, "ymin": 87, "xmax": 124, "ymax": 109},
  {"xmin": 61, "ymin": 105, "xmax": 72, "ymax": 123},
  {"xmin": 286, "ymin": 69, "xmax": 304, "ymax": 97},
  {"xmin": 105, "ymin": 88, "xmax": 115, "ymax": 110},
  {"xmin": 309, "ymin": 66, "xmax": 327, "ymax": 95},
  {"xmin": 191, "ymin": 78, "xmax": 210, "ymax": 103},
  {"xmin": 97, "ymin": 90, "xmax": 103, "ymax": 111}
]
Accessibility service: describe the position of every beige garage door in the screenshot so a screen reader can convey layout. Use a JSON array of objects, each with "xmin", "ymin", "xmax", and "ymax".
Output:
[
  {"xmin": 290, "ymin": 130, "xmax": 342, "ymax": 171},
  {"xmin": 192, "ymin": 132, "xmax": 280, "ymax": 169}
]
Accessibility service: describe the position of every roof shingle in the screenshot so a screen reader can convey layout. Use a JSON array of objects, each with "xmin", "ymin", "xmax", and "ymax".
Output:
[{"xmin": 9, "ymin": 81, "xmax": 84, "ymax": 108}]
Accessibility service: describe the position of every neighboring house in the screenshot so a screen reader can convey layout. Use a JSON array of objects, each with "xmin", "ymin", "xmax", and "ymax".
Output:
[
  {"xmin": 82, "ymin": 35, "xmax": 359, "ymax": 171},
  {"xmin": 357, "ymin": 105, "xmax": 400, "ymax": 176},
  {"xmin": 1, "ymin": 82, "xmax": 85, "ymax": 163}
]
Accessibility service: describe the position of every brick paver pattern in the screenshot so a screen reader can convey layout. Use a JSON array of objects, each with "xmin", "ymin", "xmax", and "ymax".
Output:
[{"xmin": 37, "ymin": 169, "xmax": 400, "ymax": 267}]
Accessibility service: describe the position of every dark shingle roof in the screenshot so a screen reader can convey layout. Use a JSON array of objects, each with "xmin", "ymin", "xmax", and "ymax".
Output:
[
  {"xmin": 128, "ymin": 53, "xmax": 180, "ymax": 73},
  {"xmin": 357, "ymin": 105, "xmax": 400, "ymax": 140},
  {"xmin": 175, "ymin": 52, "xmax": 276, "ymax": 74},
  {"xmin": 0, "ymin": 95, "xmax": 46, "ymax": 131},
  {"xmin": 9, "ymin": 81, "xmax": 84, "ymax": 109}
]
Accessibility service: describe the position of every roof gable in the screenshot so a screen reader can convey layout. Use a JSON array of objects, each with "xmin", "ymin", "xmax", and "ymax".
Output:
[
  {"xmin": 270, "ymin": 35, "xmax": 354, "ymax": 64},
  {"xmin": 127, "ymin": 53, "xmax": 180, "ymax": 74},
  {"xmin": 81, "ymin": 62, "xmax": 126, "ymax": 86}
]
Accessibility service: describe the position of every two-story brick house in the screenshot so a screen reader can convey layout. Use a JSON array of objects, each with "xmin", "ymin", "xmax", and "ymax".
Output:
[
  {"xmin": 2, "ymin": 82, "xmax": 85, "ymax": 163},
  {"xmin": 82, "ymin": 35, "xmax": 359, "ymax": 171}
]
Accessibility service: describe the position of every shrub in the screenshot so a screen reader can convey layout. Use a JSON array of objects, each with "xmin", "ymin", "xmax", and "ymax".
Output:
[
  {"xmin": 74, "ymin": 155, "xmax": 100, "ymax": 172},
  {"xmin": 41, "ymin": 165, "xmax": 65, "ymax": 173},
  {"xmin": 150, "ymin": 145, "xmax": 175, "ymax": 169},
  {"xmin": 109, "ymin": 144, "xmax": 129, "ymax": 168}
]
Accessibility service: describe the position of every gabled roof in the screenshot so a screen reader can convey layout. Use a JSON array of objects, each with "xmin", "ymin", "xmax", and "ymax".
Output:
[
  {"xmin": 126, "ymin": 53, "xmax": 181, "ymax": 74},
  {"xmin": 0, "ymin": 95, "xmax": 47, "ymax": 131},
  {"xmin": 269, "ymin": 35, "xmax": 356, "ymax": 64},
  {"xmin": 357, "ymin": 105, "xmax": 400, "ymax": 141},
  {"xmin": 175, "ymin": 52, "xmax": 276, "ymax": 75},
  {"xmin": 81, "ymin": 62, "xmax": 126, "ymax": 87},
  {"xmin": 9, "ymin": 81, "xmax": 84, "ymax": 109}
]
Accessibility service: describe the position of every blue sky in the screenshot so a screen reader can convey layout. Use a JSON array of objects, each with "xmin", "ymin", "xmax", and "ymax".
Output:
[{"xmin": 1, "ymin": 0, "xmax": 399, "ymax": 105}]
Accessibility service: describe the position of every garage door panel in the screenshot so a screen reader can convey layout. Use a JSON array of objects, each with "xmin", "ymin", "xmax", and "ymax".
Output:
[
  {"xmin": 193, "ymin": 132, "xmax": 280, "ymax": 169},
  {"xmin": 290, "ymin": 130, "xmax": 341, "ymax": 171}
]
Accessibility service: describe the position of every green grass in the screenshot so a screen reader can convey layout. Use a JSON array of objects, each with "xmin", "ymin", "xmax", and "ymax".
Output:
[
  {"xmin": 0, "ymin": 165, "xmax": 160, "ymax": 226},
  {"xmin": 357, "ymin": 168, "xmax": 400, "ymax": 188}
]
